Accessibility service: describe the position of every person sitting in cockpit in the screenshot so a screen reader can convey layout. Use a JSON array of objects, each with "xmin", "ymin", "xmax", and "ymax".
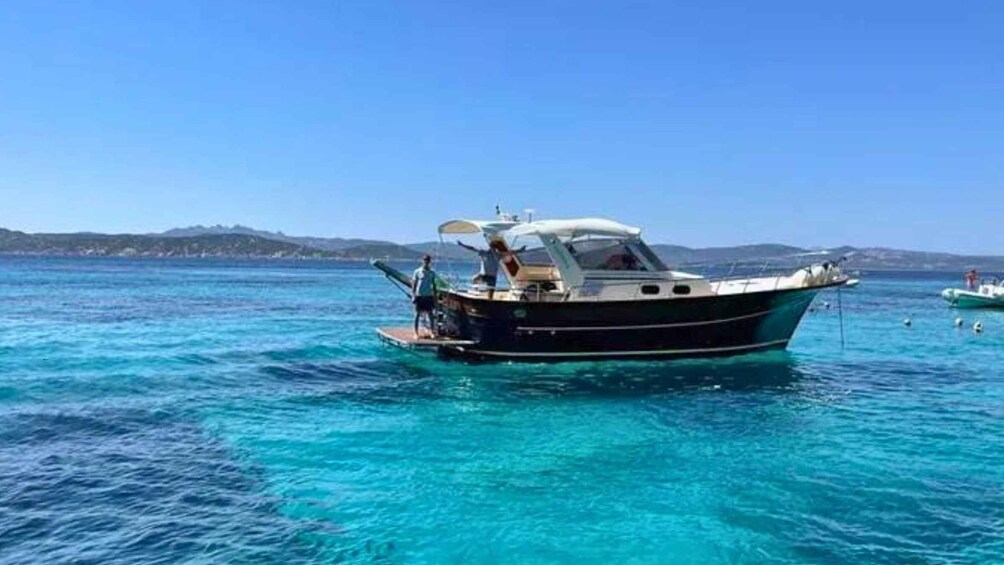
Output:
[{"xmin": 602, "ymin": 252, "xmax": 641, "ymax": 271}]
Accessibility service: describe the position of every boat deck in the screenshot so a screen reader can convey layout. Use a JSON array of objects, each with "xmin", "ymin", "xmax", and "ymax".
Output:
[{"xmin": 376, "ymin": 327, "xmax": 477, "ymax": 350}]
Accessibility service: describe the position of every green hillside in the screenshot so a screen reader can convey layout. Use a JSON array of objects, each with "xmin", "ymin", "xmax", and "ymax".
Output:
[{"xmin": 0, "ymin": 229, "xmax": 336, "ymax": 258}]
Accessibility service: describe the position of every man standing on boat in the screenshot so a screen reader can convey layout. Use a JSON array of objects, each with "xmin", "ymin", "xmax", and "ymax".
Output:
[
  {"xmin": 412, "ymin": 255, "xmax": 437, "ymax": 338},
  {"xmin": 457, "ymin": 241, "xmax": 502, "ymax": 299},
  {"xmin": 456, "ymin": 240, "xmax": 525, "ymax": 300}
]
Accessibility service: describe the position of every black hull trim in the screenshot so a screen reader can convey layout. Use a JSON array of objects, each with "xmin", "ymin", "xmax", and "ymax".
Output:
[{"xmin": 434, "ymin": 283, "xmax": 829, "ymax": 362}]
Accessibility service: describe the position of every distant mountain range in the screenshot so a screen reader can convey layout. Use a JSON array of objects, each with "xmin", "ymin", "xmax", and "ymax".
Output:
[
  {"xmin": 0, "ymin": 228, "xmax": 339, "ymax": 259},
  {"xmin": 650, "ymin": 244, "xmax": 1004, "ymax": 272},
  {"xmin": 2, "ymin": 224, "xmax": 1003, "ymax": 271},
  {"xmin": 0, "ymin": 226, "xmax": 419, "ymax": 260},
  {"xmin": 155, "ymin": 224, "xmax": 401, "ymax": 253}
]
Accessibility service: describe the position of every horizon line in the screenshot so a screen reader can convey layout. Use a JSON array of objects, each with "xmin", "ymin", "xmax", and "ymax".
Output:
[{"xmin": 1, "ymin": 223, "xmax": 1000, "ymax": 258}]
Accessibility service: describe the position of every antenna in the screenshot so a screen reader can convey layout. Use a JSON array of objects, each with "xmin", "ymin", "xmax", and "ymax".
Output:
[{"xmin": 495, "ymin": 204, "xmax": 520, "ymax": 222}]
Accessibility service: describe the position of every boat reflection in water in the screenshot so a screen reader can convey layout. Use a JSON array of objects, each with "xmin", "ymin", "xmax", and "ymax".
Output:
[{"xmin": 374, "ymin": 215, "xmax": 845, "ymax": 361}]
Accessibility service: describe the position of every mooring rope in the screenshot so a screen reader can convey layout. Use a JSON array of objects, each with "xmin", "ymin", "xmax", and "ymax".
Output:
[{"xmin": 837, "ymin": 284, "xmax": 846, "ymax": 349}]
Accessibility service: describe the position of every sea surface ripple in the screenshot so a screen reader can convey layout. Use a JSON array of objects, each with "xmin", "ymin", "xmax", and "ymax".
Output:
[{"xmin": 1, "ymin": 257, "xmax": 1002, "ymax": 563}]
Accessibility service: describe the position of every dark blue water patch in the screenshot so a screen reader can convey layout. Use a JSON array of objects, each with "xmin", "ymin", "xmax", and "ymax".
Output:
[
  {"xmin": 0, "ymin": 295, "xmax": 282, "ymax": 324},
  {"xmin": 721, "ymin": 466, "xmax": 1004, "ymax": 563},
  {"xmin": 263, "ymin": 345, "xmax": 347, "ymax": 362},
  {"xmin": 826, "ymin": 359, "xmax": 984, "ymax": 392},
  {"xmin": 260, "ymin": 359, "xmax": 443, "ymax": 406},
  {"xmin": 0, "ymin": 407, "xmax": 328, "ymax": 564},
  {"xmin": 173, "ymin": 353, "xmax": 221, "ymax": 366},
  {"xmin": 492, "ymin": 355, "xmax": 812, "ymax": 399},
  {"xmin": 262, "ymin": 360, "xmax": 411, "ymax": 387}
]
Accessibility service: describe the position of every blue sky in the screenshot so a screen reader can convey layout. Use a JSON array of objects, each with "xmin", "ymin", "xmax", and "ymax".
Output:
[{"xmin": 0, "ymin": 1, "xmax": 1001, "ymax": 251}]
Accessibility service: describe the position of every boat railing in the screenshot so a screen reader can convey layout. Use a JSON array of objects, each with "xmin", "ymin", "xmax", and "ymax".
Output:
[
  {"xmin": 518, "ymin": 270, "xmax": 796, "ymax": 302},
  {"xmin": 452, "ymin": 261, "xmax": 833, "ymax": 302},
  {"xmin": 708, "ymin": 271, "xmax": 791, "ymax": 295},
  {"xmin": 546, "ymin": 261, "xmax": 843, "ymax": 302}
]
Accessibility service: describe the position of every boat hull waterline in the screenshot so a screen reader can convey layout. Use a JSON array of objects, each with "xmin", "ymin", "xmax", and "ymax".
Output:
[{"xmin": 382, "ymin": 284, "xmax": 834, "ymax": 361}]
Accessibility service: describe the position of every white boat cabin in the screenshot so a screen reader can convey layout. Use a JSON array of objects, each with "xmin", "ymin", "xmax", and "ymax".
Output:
[{"xmin": 438, "ymin": 217, "xmax": 838, "ymax": 302}]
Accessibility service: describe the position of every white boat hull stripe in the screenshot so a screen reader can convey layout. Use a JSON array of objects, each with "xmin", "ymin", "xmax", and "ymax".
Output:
[{"xmin": 456, "ymin": 339, "xmax": 790, "ymax": 358}]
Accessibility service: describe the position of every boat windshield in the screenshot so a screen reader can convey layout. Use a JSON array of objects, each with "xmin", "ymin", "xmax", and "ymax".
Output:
[{"xmin": 565, "ymin": 238, "xmax": 667, "ymax": 272}]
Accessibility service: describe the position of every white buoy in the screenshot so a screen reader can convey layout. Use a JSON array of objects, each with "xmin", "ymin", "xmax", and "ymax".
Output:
[
  {"xmin": 973, "ymin": 321, "xmax": 984, "ymax": 333},
  {"xmin": 954, "ymin": 317, "xmax": 964, "ymax": 328},
  {"xmin": 823, "ymin": 301, "xmax": 831, "ymax": 310},
  {"xmin": 903, "ymin": 317, "xmax": 912, "ymax": 327}
]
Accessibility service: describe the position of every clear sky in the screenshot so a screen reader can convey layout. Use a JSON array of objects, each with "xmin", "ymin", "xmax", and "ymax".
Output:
[{"xmin": 0, "ymin": 1, "xmax": 1001, "ymax": 251}]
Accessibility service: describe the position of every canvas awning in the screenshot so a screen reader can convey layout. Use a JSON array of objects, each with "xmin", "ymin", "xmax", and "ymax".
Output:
[
  {"xmin": 504, "ymin": 218, "xmax": 642, "ymax": 239},
  {"xmin": 437, "ymin": 219, "xmax": 518, "ymax": 235}
]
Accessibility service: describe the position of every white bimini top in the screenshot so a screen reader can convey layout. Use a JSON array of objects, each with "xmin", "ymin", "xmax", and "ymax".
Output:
[
  {"xmin": 437, "ymin": 219, "xmax": 519, "ymax": 235},
  {"xmin": 504, "ymin": 218, "xmax": 641, "ymax": 239}
]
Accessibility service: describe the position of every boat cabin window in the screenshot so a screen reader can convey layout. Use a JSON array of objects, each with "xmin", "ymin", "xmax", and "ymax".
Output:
[
  {"xmin": 565, "ymin": 238, "xmax": 667, "ymax": 272},
  {"xmin": 503, "ymin": 242, "xmax": 560, "ymax": 284},
  {"xmin": 515, "ymin": 245, "xmax": 555, "ymax": 267}
]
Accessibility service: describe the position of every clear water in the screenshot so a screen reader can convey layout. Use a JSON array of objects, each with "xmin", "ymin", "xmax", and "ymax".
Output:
[{"xmin": 1, "ymin": 257, "xmax": 1002, "ymax": 564}]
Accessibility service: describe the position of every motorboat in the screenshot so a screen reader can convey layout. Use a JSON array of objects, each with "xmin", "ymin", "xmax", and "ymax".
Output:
[
  {"xmin": 942, "ymin": 278, "xmax": 1004, "ymax": 308},
  {"xmin": 373, "ymin": 216, "xmax": 846, "ymax": 361}
]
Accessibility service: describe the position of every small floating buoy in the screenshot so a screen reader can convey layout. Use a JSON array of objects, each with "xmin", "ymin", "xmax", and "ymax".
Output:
[
  {"xmin": 954, "ymin": 317, "xmax": 964, "ymax": 328},
  {"xmin": 973, "ymin": 321, "xmax": 984, "ymax": 333},
  {"xmin": 823, "ymin": 301, "xmax": 831, "ymax": 310},
  {"xmin": 903, "ymin": 317, "xmax": 912, "ymax": 327}
]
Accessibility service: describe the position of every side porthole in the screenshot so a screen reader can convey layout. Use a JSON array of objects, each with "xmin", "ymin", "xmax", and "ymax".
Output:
[
  {"xmin": 641, "ymin": 284, "xmax": 660, "ymax": 295},
  {"xmin": 672, "ymin": 285, "xmax": 691, "ymax": 295}
]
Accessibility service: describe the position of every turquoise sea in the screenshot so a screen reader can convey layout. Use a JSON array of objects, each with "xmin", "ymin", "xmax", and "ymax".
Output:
[{"xmin": 1, "ymin": 257, "xmax": 1002, "ymax": 564}]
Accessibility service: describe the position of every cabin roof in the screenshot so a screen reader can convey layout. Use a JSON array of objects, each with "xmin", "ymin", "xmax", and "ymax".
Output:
[
  {"xmin": 437, "ymin": 219, "xmax": 519, "ymax": 235},
  {"xmin": 505, "ymin": 218, "xmax": 642, "ymax": 239}
]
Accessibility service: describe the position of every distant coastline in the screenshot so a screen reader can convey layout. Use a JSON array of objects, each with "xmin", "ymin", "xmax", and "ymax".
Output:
[{"xmin": 2, "ymin": 225, "xmax": 1003, "ymax": 271}]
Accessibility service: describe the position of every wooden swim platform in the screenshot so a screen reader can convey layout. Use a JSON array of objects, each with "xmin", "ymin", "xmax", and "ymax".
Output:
[{"xmin": 376, "ymin": 327, "xmax": 476, "ymax": 350}]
